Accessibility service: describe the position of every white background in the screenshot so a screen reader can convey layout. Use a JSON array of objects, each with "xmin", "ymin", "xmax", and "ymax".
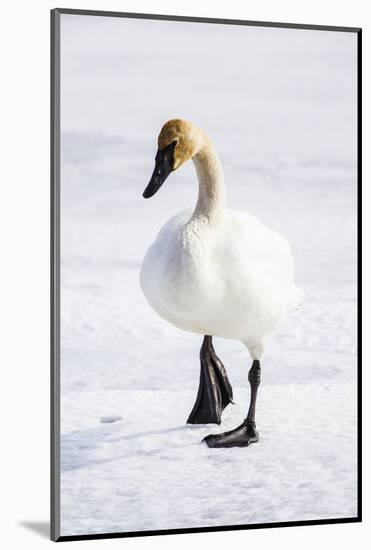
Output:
[{"xmin": 0, "ymin": 0, "xmax": 368, "ymax": 549}]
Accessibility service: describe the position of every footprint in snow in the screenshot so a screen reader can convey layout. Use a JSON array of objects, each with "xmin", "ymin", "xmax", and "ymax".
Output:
[{"xmin": 100, "ymin": 416, "xmax": 122, "ymax": 424}]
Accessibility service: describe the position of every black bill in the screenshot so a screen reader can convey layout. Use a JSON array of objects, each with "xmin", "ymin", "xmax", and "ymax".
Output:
[{"xmin": 143, "ymin": 141, "xmax": 176, "ymax": 198}]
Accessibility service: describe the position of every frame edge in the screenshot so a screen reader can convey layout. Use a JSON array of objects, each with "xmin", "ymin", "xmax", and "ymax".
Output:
[
  {"xmin": 51, "ymin": 7, "xmax": 61, "ymax": 543},
  {"xmin": 54, "ymin": 8, "xmax": 361, "ymax": 33},
  {"xmin": 356, "ymin": 27, "xmax": 362, "ymax": 523}
]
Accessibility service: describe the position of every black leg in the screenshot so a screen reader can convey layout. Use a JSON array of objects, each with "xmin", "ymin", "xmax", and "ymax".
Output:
[
  {"xmin": 203, "ymin": 360, "xmax": 261, "ymax": 448},
  {"xmin": 187, "ymin": 336, "xmax": 233, "ymax": 425}
]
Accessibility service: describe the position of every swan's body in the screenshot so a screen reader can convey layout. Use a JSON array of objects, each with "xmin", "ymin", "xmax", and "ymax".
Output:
[
  {"xmin": 141, "ymin": 207, "xmax": 302, "ymax": 358},
  {"xmin": 140, "ymin": 119, "xmax": 303, "ymax": 447},
  {"xmin": 140, "ymin": 121, "xmax": 303, "ymax": 359}
]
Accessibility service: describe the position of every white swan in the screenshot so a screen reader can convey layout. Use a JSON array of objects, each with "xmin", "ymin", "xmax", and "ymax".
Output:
[{"xmin": 140, "ymin": 119, "xmax": 303, "ymax": 448}]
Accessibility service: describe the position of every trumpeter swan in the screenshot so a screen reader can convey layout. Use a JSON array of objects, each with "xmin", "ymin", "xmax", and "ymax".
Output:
[{"xmin": 140, "ymin": 119, "xmax": 303, "ymax": 448}]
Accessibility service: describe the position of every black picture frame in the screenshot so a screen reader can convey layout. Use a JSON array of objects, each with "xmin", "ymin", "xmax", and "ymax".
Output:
[{"xmin": 51, "ymin": 8, "xmax": 362, "ymax": 542}]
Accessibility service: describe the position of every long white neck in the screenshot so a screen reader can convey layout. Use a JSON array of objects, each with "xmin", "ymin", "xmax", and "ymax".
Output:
[{"xmin": 191, "ymin": 137, "xmax": 225, "ymax": 222}]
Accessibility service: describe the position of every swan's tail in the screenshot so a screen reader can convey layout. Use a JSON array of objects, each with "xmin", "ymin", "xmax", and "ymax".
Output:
[{"xmin": 288, "ymin": 285, "xmax": 305, "ymax": 311}]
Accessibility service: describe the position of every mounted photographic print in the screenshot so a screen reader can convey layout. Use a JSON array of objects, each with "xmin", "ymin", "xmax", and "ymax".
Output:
[{"xmin": 51, "ymin": 8, "xmax": 361, "ymax": 542}]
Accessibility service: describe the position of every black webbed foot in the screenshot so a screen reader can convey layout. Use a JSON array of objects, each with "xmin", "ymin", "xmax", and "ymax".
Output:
[
  {"xmin": 187, "ymin": 336, "xmax": 233, "ymax": 425},
  {"xmin": 203, "ymin": 419, "xmax": 259, "ymax": 448},
  {"xmin": 202, "ymin": 358, "xmax": 261, "ymax": 448}
]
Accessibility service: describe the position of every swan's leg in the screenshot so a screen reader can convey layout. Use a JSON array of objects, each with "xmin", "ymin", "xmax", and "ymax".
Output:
[
  {"xmin": 203, "ymin": 360, "xmax": 261, "ymax": 448},
  {"xmin": 187, "ymin": 335, "xmax": 233, "ymax": 425}
]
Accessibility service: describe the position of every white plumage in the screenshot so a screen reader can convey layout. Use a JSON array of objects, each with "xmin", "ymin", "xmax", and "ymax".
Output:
[{"xmin": 140, "ymin": 120, "xmax": 303, "ymax": 360}]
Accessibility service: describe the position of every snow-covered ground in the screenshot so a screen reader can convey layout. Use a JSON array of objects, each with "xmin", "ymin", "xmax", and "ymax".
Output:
[{"xmin": 59, "ymin": 15, "xmax": 358, "ymax": 536}]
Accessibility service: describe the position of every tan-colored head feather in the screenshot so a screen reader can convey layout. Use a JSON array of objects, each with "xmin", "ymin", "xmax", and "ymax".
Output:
[{"xmin": 157, "ymin": 119, "xmax": 204, "ymax": 170}]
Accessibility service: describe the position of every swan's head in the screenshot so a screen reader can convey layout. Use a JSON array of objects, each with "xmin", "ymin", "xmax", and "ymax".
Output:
[{"xmin": 143, "ymin": 119, "xmax": 203, "ymax": 199}]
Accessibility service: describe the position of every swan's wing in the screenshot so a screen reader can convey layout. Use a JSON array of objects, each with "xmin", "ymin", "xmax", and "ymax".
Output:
[
  {"xmin": 222, "ymin": 210, "xmax": 305, "ymax": 311},
  {"xmin": 224, "ymin": 210, "xmax": 293, "ymax": 268}
]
